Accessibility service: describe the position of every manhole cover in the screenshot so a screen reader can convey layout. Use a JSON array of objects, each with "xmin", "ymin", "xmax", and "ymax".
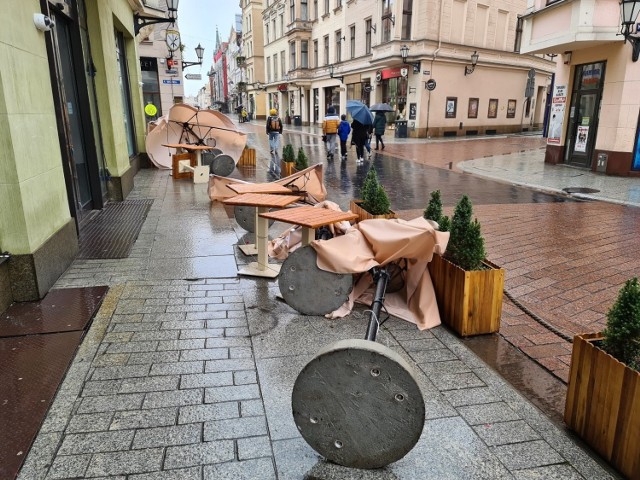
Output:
[{"xmin": 562, "ymin": 187, "xmax": 600, "ymax": 194}]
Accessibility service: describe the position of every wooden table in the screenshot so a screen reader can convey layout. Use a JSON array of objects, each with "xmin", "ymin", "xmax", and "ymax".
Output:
[
  {"xmin": 223, "ymin": 193, "xmax": 302, "ymax": 278},
  {"xmin": 227, "ymin": 183, "xmax": 294, "ymax": 255},
  {"xmin": 227, "ymin": 183, "xmax": 292, "ymax": 195},
  {"xmin": 260, "ymin": 205, "xmax": 358, "ymax": 246},
  {"xmin": 162, "ymin": 143, "xmax": 213, "ymax": 166}
]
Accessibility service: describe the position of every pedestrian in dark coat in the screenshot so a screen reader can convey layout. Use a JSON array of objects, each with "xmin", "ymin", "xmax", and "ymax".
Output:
[
  {"xmin": 351, "ymin": 119, "xmax": 369, "ymax": 163},
  {"xmin": 373, "ymin": 111, "xmax": 387, "ymax": 150}
]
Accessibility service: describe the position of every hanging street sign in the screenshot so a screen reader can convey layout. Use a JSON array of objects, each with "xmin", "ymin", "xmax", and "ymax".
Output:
[{"xmin": 185, "ymin": 74, "xmax": 202, "ymax": 80}]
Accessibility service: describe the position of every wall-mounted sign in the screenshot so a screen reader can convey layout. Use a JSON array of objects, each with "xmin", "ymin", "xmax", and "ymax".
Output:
[
  {"xmin": 185, "ymin": 74, "xmax": 202, "ymax": 80},
  {"xmin": 162, "ymin": 79, "xmax": 181, "ymax": 85},
  {"xmin": 381, "ymin": 67, "xmax": 403, "ymax": 80},
  {"xmin": 547, "ymin": 84, "xmax": 567, "ymax": 145},
  {"xmin": 277, "ymin": 84, "xmax": 288, "ymax": 92},
  {"xmin": 400, "ymin": 68, "xmax": 408, "ymax": 78},
  {"xmin": 409, "ymin": 103, "xmax": 417, "ymax": 120},
  {"xmin": 425, "ymin": 79, "xmax": 436, "ymax": 91}
]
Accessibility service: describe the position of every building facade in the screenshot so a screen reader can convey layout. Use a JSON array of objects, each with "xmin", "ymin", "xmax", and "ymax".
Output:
[
  {"xmin": 520, "ymin": 0, "xmax": 640, "ymax": 176},
  {"xmin": 0, "ymin": 0, "xmax": 149, "ymax": 311},
  {"xmin": 260, "ymin": 0, "xmax": 554, "ymax": 135},
  {"xmin": 241, "ymin": 0, "xmax": 267, "ymax": 119}
]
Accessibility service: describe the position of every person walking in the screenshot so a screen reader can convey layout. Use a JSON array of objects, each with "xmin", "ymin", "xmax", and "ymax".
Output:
[
  {"xmin": 266, "ymin": 108, "xmax": 283, "ymax": 177},
  {"xmin": 365, "ymin": 124, "xmax": 373, "ymax": 159},
  {"xmin": 351, "ymin": 119, "xmax": 369, "ymax": 164},
  {"xmin": 241, "ymin": 108, "xmax": 248, "ymax": 123},
  {"xmin": 322, "ymin": 106, "xmax": 340, "ymax": 160},
  {"xmin": 337, "ymin": 114, "xmax": 351, "ymax": 160},
  {"xmin": 373, "ymin": 111, "xmax": 387, "ymax": 151}
]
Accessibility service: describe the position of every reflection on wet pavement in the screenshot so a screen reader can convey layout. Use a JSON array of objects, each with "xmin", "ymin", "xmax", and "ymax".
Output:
[{"xmin": 234, "ymin": 132, "xmax": 573, "ymax": 212}]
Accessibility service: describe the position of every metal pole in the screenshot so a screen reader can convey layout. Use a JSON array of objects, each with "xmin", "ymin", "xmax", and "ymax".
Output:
[{"xmin": 364, "ymin": 268, "xmax": 390, "ymax": 342}]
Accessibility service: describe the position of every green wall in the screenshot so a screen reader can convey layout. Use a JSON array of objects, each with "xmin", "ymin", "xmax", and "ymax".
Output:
[{"xmin": 0, "ymin": 0, "xmax": 70, "ymax": 255}]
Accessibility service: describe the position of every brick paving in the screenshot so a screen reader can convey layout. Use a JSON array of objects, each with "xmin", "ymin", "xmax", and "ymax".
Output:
[{"xmin": 17, "ymin": 125, "xmax": 633, "ymax": 478}]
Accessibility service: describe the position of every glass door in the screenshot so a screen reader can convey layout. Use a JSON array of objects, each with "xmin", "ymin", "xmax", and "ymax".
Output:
[{"xmin": 566, "ymin": 62, "xmax": 605, "ymax": 168}]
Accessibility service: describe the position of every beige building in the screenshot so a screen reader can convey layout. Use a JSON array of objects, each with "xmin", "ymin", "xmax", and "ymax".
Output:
[
  {"xmin": 520, "ymin": 0, "xmax": 640, "ymax": 176},
  {"xmin": 262, "ymin": 0, "xmax": 554, "ymax": 136},
  {"xmin": 241, "ymin": 0, "xmax": 267, "ymax": 119}
]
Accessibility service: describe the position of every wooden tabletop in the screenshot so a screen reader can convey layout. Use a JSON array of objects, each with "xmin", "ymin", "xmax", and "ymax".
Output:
[
  {"xmin": 260, "ymin": 205, "xmax": 358, "ymax": 228},
  {"xmin": 162, "ymin": 143, "xmax": 213, "ymax": 151},
  {"xmin": 227, "ymin": 183, "xmax": 292, "ymax": 195},
  {"xmin": 223, "ymin": 193, "xmax": 302, "ymax": 208}
]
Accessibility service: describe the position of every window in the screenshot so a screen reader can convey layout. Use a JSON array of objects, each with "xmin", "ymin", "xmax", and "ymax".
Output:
[
  {"xmin": 267, "ymin": 56, "xmax": 272, "ymax": 82},
  {"xmin": 290, "ymin": 0, "xmax": 295, "ymax": 21},
  {"xmin": 281, "ymin": 50, "xmax": 286, "ymax": 78},
  {"xmin": 273, "ymin": 53, "xmax": 278, "ymax": 80},
  {"xmin": 382, "ymin": 0, "xmax": 394, "ymax": 42},
  {"xmin": 324, "ymin": 0, "xmax": 329, "ymax": 15},
  {"xmin": 324, "ymin": 35, "xmax": 329, "ymax": 65},
  {"xmin": 336, "ymin": 0, "xmax": 342, "ymax": 7},
  {"xmin": 313, "ymin": 39, "xmax": 319, "ymax": 68},
  {"xmin": 265, "ymin": 23, "xmax": 269, "ymax": 43},
  {"xmin": 350, "ymin": 25, "xmax": 356, "ymax": 58},
  {"xmin": 290, "ymin": 41, "xmax": 296, "ymax": 69},
  {"xmin": 280, "ymin": 14, "xmax": 284, "ymax": 36},
  {"xmin": 514, "ymin": 15, "xmax": 523, "ymax": 53},
  {"xmin": 365, "ymin": 19, "xmax": 372, "ymax": 54},
  {"xmin": 272, "ymin": 19, "xmax": 276, "ymax": 39},
  {"xmin": 301, "ymin": 40, "xmax": 309, "ymax": 68},
  {"xmin": 314, "ymin": 0, "xmax": 318, "ymax": 19},
  {"xmin": 301, "ymin": 0, "xmax": 308, "ymax": 20},
  {"xmin": 335, "ymin": 30, "xmax": 342, "ymax": 62},
  {"xmin": 401, "ymin": 0, "xmax": 412, "ymax": 39}
]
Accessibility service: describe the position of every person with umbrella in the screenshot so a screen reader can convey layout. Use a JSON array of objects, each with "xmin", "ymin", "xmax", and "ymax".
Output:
[
  {"xmin": 373, "ymin": 111, "xmax": 387, "ymax": 151},
  {"xmin": 351, "ymin": 118, "xmax": 369, "ymax": 164}
]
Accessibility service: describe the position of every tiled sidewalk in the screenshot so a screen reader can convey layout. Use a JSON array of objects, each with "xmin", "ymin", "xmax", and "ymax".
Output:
[{"xmin": 19, "ymin": 169, "xmax": 618, "ymax": 479}]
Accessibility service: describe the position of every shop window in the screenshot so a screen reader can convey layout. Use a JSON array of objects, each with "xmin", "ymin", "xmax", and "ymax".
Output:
[{"xmin": 140, "ymin": 57, "xmax": 161, "ymax": 121}]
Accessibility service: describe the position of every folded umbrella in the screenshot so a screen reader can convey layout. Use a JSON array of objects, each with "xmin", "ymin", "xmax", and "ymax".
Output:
[
  {"xmin": 369, "ymin": 103, "xmax": 394, "ymax": 112},
  {"xmin": 346, "ymin": 100, "xmax": 374, "ymax": 126}
]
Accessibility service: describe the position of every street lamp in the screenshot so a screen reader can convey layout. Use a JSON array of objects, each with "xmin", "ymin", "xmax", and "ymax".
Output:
[
  {"xmin": 400, "ymin": 45, "xmax": 421, "ymax": 74},
  {"xmin": 182, "ymin": 43, "xmax": 204, "ymax": 69},
  {"xmin": 328, "ymin": 65, "xmax": 343, "ymax": 83},
  {"xmin": 464, "ymin": 51, "xmax": 479, "ymax": 76},
  {"xmin": 134, "ymin": 0, "xmax": 179, "ymax": 36},
  {"xmin": 620, "ymin": 0, "xmax": 640, "ymax": 61}
]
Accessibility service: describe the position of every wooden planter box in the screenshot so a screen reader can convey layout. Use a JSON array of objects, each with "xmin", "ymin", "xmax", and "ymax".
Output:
[
  {"xmin": 349, "ymin": 200, "xmax": 397, "ymax": 223},
  {"xmin": 238, "ymin": 147, "xmax": 256, "ymax": 167},
  {"xmin": 427, "ymin": 254, "xmax": 504, "ymax": 336},
  {"xmin": 565, "ymin": 333, "xmax": 640, "ymax": 479},
  {"xmin": 281, "ymin": 161, "xmax": 296, "ymax": 177}
]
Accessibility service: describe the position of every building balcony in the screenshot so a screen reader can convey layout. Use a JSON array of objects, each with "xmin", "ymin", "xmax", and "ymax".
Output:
[
  {"xmin": 286, "ymin": 19, "xmax": 313, "ymax": 36},
  {"xmin": 519, "ymin": 0, "xmax": 622, "ymax": 55}
]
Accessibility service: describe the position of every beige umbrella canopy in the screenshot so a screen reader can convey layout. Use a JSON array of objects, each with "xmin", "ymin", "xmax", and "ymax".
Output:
[{"xmin": 146, "ymin": 104, "xmax": 247, "ymax": 169}]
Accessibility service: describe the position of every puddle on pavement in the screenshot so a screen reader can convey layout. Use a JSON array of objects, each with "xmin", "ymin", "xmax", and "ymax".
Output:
[{"xmin": 462, "ymin": 334, "xmax": 567, "ymax": 425}]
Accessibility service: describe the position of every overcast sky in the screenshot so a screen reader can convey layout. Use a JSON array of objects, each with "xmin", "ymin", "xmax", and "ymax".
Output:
[{"xmin": 178, "ymin": 0, "xmax": 241, "ymax": 96}]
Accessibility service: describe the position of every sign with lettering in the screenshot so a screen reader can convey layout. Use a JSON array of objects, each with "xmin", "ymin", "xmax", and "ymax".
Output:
[
  {"xmin": 381, "ymin": 67, "xmax": 402, "ymax": 80},
  {"xmin": 185, "ymin": 74, "xmax": 202, "ymax": 80},
  {"xmin": 162, "ymin": 79, "xmax": 181, "ymax": 85}
]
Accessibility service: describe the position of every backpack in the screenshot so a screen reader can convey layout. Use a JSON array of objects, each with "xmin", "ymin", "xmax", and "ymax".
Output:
[{"xmin": 269, "ymin": 116, "xmax": 281, "ymax": 131}]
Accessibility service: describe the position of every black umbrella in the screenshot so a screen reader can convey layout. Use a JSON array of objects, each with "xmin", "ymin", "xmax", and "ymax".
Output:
[{"xmin": 369, "ymin": 103, "xmax": 394, "ymax": 112}]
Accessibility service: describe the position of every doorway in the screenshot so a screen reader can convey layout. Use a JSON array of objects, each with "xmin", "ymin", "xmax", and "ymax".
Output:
[{"xmin": 565, "ymin": 62, "xmax": 605, "ymax": 168}]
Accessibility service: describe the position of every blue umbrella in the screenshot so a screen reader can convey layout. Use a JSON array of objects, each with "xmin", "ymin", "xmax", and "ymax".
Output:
[{"xmin": 346, "ymin": 100, "xmax": 374, "ymax": 125}]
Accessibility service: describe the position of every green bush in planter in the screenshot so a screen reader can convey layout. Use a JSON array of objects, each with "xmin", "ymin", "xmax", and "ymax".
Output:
[
  {"xmin": 445, "ymin": 195, "xmax": 485, "ymax": 271},
  {"xmin": 295, "ymin": 148, "xmax": 309, "ymax": 170},
  {"xmin": 360, "ymin": 166, "xmax": 391, "ymax": 215},
  {"xmin": 282, "ymin": 144, "xmax": 295, "ymax": 163},
  {"xmin": 424, "ymin": 190, "xmax": 450, "ymax": 231},
  {"xmin": 602, "ymin": 277, "xmax": 640, "ymax": 370}
]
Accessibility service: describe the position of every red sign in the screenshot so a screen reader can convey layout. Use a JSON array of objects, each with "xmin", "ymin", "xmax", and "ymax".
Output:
[
  {"xmin": 381, "ymin": 67, "xmax": 402, "ymax": 80},
  {"xmin": 277, "ymin": 84, "xmax": 288, "ymax": 91}
]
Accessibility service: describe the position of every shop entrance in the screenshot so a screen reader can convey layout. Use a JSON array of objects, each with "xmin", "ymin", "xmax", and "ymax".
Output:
[{"xmin": 565, "ymin": 62, "xmax": 605, "ymax": 168}]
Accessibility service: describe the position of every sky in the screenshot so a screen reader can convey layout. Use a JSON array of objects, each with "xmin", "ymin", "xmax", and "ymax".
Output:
[{"xmin": 178, "ymin": 0, "xmax": 241, "ymax": 97}]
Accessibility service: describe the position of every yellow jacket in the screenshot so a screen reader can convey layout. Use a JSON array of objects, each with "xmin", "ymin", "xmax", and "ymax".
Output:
[{"xmin": 322, "ymin": 115, "xmax": 340, "ymax": 134}]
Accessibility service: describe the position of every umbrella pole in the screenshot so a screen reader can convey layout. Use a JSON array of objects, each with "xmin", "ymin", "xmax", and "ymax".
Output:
[{"xmin": 364, "ymin": 267, "xmax": 390, "ymax": 342}]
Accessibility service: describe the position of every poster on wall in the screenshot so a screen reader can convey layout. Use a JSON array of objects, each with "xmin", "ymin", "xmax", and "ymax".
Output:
[
  {"xmin": 634, "ymin": 121, "xmax": 640, "ymax": 170},
  {"xmin": 547, "ymin": 85, "xmax": 566, "ymax": 145},
  {"xmin": 445, "ymin": 97, "xmax": 457, "ymax": 118},
  {"xmin": 575, "ymin": 126, "xmax": 589, "ymax": 152},
  {"xmin": 409, "ymin": 103, "xmax": 417, "ymax": 120},
  {"xmin": 488, "ymin": 99, "xmax": 498, "ymax": 118},
  {"xmin": 468, "ymin": 98, "xmax": 479, "ymax": 118},
  {"xmin": 507, "ymin": 99, "xmax": 517, "ymax": 118}
]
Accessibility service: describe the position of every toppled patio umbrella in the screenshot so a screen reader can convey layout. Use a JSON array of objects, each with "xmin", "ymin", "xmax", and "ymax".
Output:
[
  {"xmin": 146, "ymin": 104, "xmax": 247, "ymax": 170},
  {"xmin": 369, "ymin": 102, "xmax": 394, "ymax": 112}
]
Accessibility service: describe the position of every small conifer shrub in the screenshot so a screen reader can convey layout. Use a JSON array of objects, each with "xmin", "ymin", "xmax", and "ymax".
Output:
[
  {"xmin": 295, "ymin": 148, "xmax": 309, "ymax": 170},
  {"xmin": 282, "ymin": 144, "xmax": 295, "ymax": 163},
  {"xmin": 424, "ymin": 190, "xmax": 443, "ymax": 223},
  {"xmin": 445, "ymin": 195, "xmax": 485, "ymax": 270},
  {"xmin": 360, "ymin": 166, "xmax": 391, "ymax": 216},
  {"xmin": 602, "ymin": 277, "xmax": 640, "ymax": 370}
]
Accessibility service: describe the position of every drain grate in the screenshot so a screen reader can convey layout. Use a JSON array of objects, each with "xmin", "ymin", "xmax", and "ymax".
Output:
[
  {"xmin": 562, "ymin": 187, "xmax": 600, "ymax": 194},
  {"xmin": 78, "ymin": 199, "xmax": 153, "ymax": 259}
]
